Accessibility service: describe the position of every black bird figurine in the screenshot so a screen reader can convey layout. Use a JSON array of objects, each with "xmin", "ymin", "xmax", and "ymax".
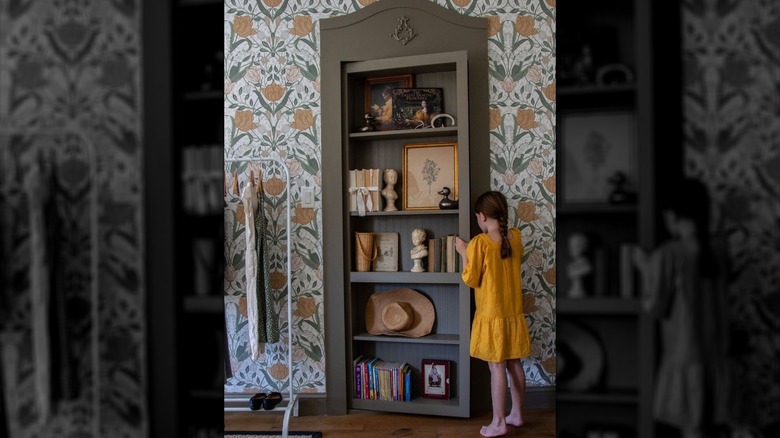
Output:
[{"xmin": 438, "ymin": 187, "xmax": 458, "ymax": 210}]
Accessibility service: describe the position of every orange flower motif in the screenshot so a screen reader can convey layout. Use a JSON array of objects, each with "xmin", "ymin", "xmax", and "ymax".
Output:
[
  {"xmin": 515, "ymin": 15, "xmax": 538, "ymax": 37},
  {"xmin": 487, "ymin": 16, "xmax": 501, "ymax": 37},
  {"xmin": 545, "ymin": 0, "xmax": 556, "ymax": 7},
  {"xmin": 233, "ymin": 16, "xmax": 257, "ymax": 38},
  {"xmin": 263, "ymin": 0, "xmax": 282, "ymax": 7},
  {"xmin": 269, "ymin": 362, "xmax": 289, "ymax": 380},
  {"xmin": 515, "ymin": 108, "xmax": 538, "ymax": 130},
  {"xmin": 358, "ymin": 0, "xmax": 377, "ymax": 6},
  {"xmin": 543, "ymin": 267, "xmax": 556, "ymax": 285},
  {"xmin": 224, "ymin": 265, "xmax": 237, "ymax": 283},
  {"xmin": 238, "ymin": 297, "xmax": 248, "ymax": 317},
  {"xmin": 292, "ymin": 203, "xmax": 315, "ymax": 224},
  {"xmin": 293, "ymin": 296, "xmax": 317, "ymax": 318},
  {"xmin": 542, "ymin": 356, "xmax": 556, "ymax": 374},
  {"xmin": 234, "ymin": 110, "xmax": 257, "ymax": 132},
  {"xmin": 289, "ymin": 15, "xmax": 313, "ymax": 36},
  {"xmin": 270, "ymin": 271, "xmax": 287, "ymax": 290},
  {"xmin": 261, "ymin": 83, "xmax": 285, "ymax": 101},
  {"xmin": 236, "ymin": 203, "xmax": 246, "ymax": 225},
  {"xmin": 290, "ymin": 108, "xmax": 314, "ymax": 130},
  {"xmin": 489, "ymin": 108, "xmax": 503, "ymax": 130},
  {"xmin": 453, "ymin": 0, "xmax": 472, "ymax": 7},
  {"xmin": 264, "ymin": 176, "xmax": 286, "ymax": 196},
  {"xmin": 543, "ymin": 175, "xmax": 556, "ymax": 194},
  {"xmin": 522, "ymin": 292, "xmax": 537, "ymax": 313},
  {"xmin": 542, "ymin": 82, "xmax": 556, "ymax": 102},
  {"xmin": 516, "ymin": 200, "xmax": 539, "ymax": 222}
]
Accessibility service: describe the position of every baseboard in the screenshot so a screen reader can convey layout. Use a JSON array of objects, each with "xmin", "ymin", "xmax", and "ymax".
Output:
[
  {"xmin": 524, "ymin": 385, "xmax": 555, "ymax": 409},
  {"xmin": 290, "ymin": 387, "xmax": 555, "ymax": 417}
]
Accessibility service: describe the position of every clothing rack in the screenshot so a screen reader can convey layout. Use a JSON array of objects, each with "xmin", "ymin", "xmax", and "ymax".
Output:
[{"xmin": 222, "ymin": 157, "xmax": 298, "ymax": 438}]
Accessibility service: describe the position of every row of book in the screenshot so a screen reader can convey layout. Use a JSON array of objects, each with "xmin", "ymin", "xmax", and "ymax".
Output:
[
  {"xmin": 427, "ymin": 235, "xmax": 460, "ymax": 273},
  {"xmin": 348, "ymin": 168, "xmax": 382, "ymax": 214},
  {"xmin": 353, "ymin": 356, "xmax": 412, "ymax": 401},
  {"xmin": 181, "ymin": 144, "xmax": 223, "ymax": 215}
]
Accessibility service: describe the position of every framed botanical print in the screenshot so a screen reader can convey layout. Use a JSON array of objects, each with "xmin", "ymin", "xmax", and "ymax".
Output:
[{"xmin": 402, "ymin": 142, "xmax": 458, "ymax": 211}]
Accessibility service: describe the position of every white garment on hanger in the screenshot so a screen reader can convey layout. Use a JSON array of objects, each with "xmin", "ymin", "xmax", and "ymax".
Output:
[
  {"xmin": 240, "ymin": 183, "xmax": 263, "ymax": 360},
  {"xmin": 25, "ymin": 163, "xmax": 50, "ymax": 425}
]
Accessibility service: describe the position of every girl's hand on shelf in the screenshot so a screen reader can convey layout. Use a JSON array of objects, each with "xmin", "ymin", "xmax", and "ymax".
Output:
[{"xmin": 455, "ymin": 236, "xmax": 468, "ymax": 256}]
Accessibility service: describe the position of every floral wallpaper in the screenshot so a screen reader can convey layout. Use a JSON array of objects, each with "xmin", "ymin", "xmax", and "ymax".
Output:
[
  {"xmin": 683, "ymin": 0, "xmax": 780, "ymax": 430},
  {"xmin": 223, "ymin": 0, "xmax": 557, "ymax": 394},
  {"xmin": 0, "ymin": 0, "xmax": 146, "ymax": 437}
]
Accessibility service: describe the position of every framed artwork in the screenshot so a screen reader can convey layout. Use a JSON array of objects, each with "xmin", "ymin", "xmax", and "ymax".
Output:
[
  {"xmin": 421, "ymin": 359, "xmax": 450, "ymax": 399},
  {"xmin": 372, "ymin": 232, "xmax": 399, "ymax": 272},
  {"xmin": 560, "ymin": 110, "xmax": 636, "ymax": 204},
  {"xmin": 364, "ymin": 75, "xmax": 414, "ymax": 131},
  {"xmin": 391, "ymin": 88, "xmax": 443, "ymax": 129},
  {"xmin": 403, "ymin": 142, "xmax": 458, "ymax": 211}
]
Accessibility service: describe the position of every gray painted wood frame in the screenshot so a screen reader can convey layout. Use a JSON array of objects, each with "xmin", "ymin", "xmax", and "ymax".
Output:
[{"xmin": 321, "ymin": 0, "xmax": 489, "ymax": 417}]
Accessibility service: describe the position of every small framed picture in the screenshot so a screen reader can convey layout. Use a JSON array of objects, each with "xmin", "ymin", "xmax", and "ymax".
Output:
[
  {"xmin": 364, "ymin": 75, "xmax": 414, "ymax": 131},
  {"xmin": 391, "ymin": 88, "xmax": 443, "ymax": 129},
  {"xmin": 421, "ymin": 359, "xmax": 450, "ymax": 399},
  {"xmin": 403, "ymin": 142, "xmax": 458, "ymax": 211},
  {"xmin": 560, "ymin": 110, "xmax": 636, "ymax": 204},
  {"xmin": 372, "ymin": 232, "xmax": 399, "ymax": 272}
]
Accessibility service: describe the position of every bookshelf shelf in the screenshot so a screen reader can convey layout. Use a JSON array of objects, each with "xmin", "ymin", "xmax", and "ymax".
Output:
[
  {"xmin": 353, "ymin": 333, "xmax": 460, "ymax": 345},
  {"xmin": 350, "ymin": 272, "xmax": 461, "ymax": 284}
]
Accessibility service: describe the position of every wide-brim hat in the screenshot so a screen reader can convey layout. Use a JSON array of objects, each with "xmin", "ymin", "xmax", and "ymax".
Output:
[{"xmin": 365, "ymin": 288, "xmax": 434, "ymax": 338}]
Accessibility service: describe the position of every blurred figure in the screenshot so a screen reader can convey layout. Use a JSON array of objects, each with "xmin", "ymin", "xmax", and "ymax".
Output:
[{"xmin": 633, "ymin": 179, "xmax": 730, "ymax": 438}]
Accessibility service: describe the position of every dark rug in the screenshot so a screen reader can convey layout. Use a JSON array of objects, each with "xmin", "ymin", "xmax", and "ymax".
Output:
[{"xmin": 224, "ymin": 432, "xmax": 322, "ymax": 438}]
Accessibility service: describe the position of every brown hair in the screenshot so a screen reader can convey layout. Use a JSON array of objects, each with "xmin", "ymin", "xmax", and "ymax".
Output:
[{"xmin": 474, "ymin": 191, "xmax": 511, "ymax": 258}]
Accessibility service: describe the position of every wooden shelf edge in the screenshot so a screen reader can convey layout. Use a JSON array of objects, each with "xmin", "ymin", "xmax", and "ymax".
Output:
[
  {"xmin": 557, "ymin": 297, "xmax": 639, "ymax": 315},
  {"xmin": 353, "ymin": 333, "xmax": 460, "ymax": 344},
  {"xmin": 351, "ymin": 271, "xmax": 461, "ymax": 283}
]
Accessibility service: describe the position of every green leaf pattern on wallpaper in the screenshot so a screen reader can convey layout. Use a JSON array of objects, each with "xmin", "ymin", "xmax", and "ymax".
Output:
[
  {"xmin": 0, "ymin": 1, "xmax": 145, "ymax": 436},
  {"xmin": 224, "ymin": 0, "xmax": 557, "ymax": 392}
]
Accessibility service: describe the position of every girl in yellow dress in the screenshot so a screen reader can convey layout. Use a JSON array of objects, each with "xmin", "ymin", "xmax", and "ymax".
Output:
[{"xmin": 455, "ymin": 191, "xmax": 531, "ymax": 437}]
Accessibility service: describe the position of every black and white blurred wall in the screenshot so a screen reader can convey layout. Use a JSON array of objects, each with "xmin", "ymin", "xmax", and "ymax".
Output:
[
  {"xmin": 1, "ymin": 1, "xmax": 148, "ymax": 437},
  {"xmin": 682, "ymin": 0, "xmax": 780, "ymax": 433}
]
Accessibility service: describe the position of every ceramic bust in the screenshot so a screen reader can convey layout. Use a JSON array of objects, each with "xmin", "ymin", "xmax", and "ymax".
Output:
[
  {"xmin": 409, "ymin": 228, "xmax": 428, "ymax": 272},
  {"xmin": 381, "ymin": 169, "xmax": 399, "ymax": 212},
  {"xmin": 566, "ymin": 233, "xmax": 593, "ymax": 298}
]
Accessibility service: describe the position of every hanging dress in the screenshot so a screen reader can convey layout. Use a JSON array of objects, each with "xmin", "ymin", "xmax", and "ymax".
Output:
[{"xmin": 240, "ymin": 178, "xmax": 278, "ymax": 361}]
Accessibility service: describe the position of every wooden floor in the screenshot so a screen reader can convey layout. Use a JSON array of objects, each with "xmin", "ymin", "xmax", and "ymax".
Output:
[{"xmin": 225, "ymin": 408, "xmax": 555, "ymax": 437}]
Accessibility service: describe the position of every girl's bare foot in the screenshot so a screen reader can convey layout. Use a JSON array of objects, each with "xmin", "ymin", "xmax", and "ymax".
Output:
[
  {"xmin": 505, "ymin": 413, "xmax": 524, "ymax": 427},
  {"xmin": 480, "ymin": 423, "xmax": 508, "ymax": 437}
]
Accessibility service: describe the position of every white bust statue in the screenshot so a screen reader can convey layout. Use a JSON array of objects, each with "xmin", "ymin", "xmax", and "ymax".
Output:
[
  {"xmin": 410, "ymin": 228, "xmax": 428, "ymax": 272},
  {"xmin": 566, "ymin": 233, "xmax": 592, "ymax": 298},
  {"xmin": 381, "ymin": 169, "xmax": 398, "ymax": 212}
]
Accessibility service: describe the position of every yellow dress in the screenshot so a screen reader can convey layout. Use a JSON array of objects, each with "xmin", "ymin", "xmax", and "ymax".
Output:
[{"xmin": 461, "ymin": 228, "xmax": 531, "ymax": 362}]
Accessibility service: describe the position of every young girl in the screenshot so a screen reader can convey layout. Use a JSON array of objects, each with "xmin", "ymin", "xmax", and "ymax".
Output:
[
  {"xmin": 632, "ymin": 179, "xmax": 729, "ymax": 438},
  {"xmin": 455, "ymin": 191, "xmax": 531, "ymax": 437}
]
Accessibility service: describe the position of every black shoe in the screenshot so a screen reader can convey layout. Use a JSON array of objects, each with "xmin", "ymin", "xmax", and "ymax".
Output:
[
  {"xmin": 249, "ymin": 393, "xmax": 267, "ymax": 410},
  {"xmin": 263, "ymin": 392, "xmax": 283, "ymax": 410}
]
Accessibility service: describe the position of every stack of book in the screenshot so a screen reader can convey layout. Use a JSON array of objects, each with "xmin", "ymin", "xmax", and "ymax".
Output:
[
  {"xmin": 427, "ymin": 235, "xmax": 459, "ymax": 273},
  {"xmin": 353, "ymin": 356, "xmax": 412, "ymax": 401},
  {"xmin": 348, "ymin": 169, "xmax": 382, "ymax": 214}
]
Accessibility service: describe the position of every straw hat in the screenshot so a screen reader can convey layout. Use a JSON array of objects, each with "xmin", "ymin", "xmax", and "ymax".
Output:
[{"xmin": 365, "ymin": 288, "xmax": 434, "ymax": 338}]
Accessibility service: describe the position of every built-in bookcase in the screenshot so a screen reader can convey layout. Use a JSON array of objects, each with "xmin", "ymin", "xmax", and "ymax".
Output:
[{"xmin": 321, "ymin": 0, "xmax": 489, "ymax": 417}]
